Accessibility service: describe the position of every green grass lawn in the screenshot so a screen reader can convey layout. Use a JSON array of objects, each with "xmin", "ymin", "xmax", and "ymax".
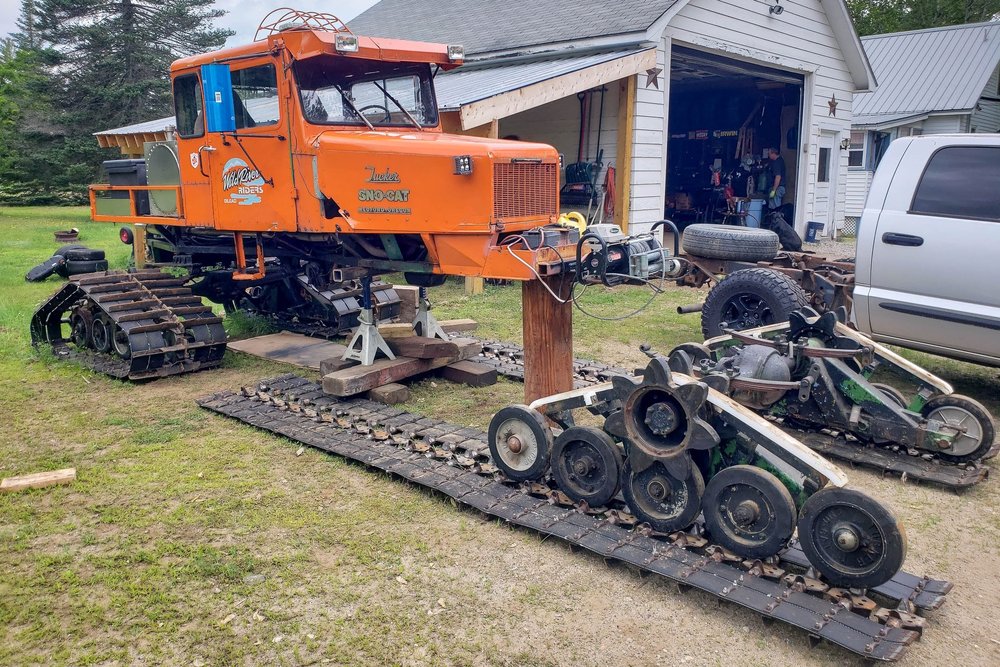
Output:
[{"xmin": 2, "ymin": 206, "xmax": 999, "ymax": 667}]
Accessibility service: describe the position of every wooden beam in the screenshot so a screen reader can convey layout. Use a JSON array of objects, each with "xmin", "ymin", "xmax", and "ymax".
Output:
[
  {"xmin": 521, "ymin": 276, "xmax": 573, "ymax": 403},
  {"xmin": 439, "ymin": 111, "xmax": 496, "ymax": 137},
  {"xmin": 387, "ymin": 336, "xmax": 459, "ymax": 360},
  {"xmin": 1, "ymin": 468, "xmax": 76, "ymax": 494},
  {"xmin": 377, "ymin": 319, "xmax": 478, "ymax": 339},
  {"xmin": 614, "ymin": 75, "xmax": 637, "ymax": 232},
  {"xmin": 459, "ymin": 49, "xmax": 655, "ymax": 129},
  {"xmin": 133, "ymin": 224, "xmax": 147, "ymax": 269}
]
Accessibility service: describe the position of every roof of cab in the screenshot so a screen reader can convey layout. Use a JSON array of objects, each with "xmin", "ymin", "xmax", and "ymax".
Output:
[{"xmin": 170, "ymin": 28, "xmax": 462, "ymax": 73}]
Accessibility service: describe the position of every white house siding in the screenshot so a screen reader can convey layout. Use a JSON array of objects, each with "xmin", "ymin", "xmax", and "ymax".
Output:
[
  {"xmin": 643, "ymin": 0, "xmax": 858, "ymax": 236},
  {"xmin": 922, "ymin": 115, "xmax": 966, "ymax": 134},
  {"xmin": 971, "ymin": 66, "xmax": 1000, "ymax": 133},
  {"xmin": 845, "ymin": 169, "xmax": 873, "ymax": 217},
  {"xmin": 625, "ymin": 37, "xmax": 669, "ymax": 234},
  {"xmin": 500, "ymin": 84, "xmax": 620, "ymax": 216}
]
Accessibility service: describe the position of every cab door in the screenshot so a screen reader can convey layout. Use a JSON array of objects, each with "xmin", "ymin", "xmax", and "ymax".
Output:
[
  {"xmin": 172, "ymin": 71, "xmax": 216, "ymax": 227},
  {"xmin": 201, "ymin": 60, "xmax": 298, "ymax": 233},
  {"xmin": 866, "ymin": 139, "xmax": 1000, "ymax": 361}
]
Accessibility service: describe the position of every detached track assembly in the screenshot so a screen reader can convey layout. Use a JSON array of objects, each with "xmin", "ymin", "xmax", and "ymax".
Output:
[
  {"xmin": 31, "ymin": 270, "xmax": 227, "ymax": 379},
  {"xmin": 199, "ymin": 375, "xmax": 952, "ymax": 662},
  {"xmin": 470, "ymin": 340, "xmax": 991, "ymax": 489}
]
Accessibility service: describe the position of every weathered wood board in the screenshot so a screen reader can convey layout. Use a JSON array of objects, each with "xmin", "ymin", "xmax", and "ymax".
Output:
[
  {"xmin": 1, "ymin": 468, "xmax": 76, "ymax": 494},
  {"xmin": 228, "ymin": 332, "xmax": 347, "ymax": 370}
]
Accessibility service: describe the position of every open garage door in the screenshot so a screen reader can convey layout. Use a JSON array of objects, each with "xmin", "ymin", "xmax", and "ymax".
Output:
[{"xmin": 666, "ymin": 46, "xmax": 804, "ymax": 231}]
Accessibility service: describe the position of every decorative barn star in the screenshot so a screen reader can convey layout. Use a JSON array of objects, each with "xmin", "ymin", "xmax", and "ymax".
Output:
[
  {"xmin": 645, "ymin": 67, "xmax": 663, "ymax": 89},
  {"xmin": 828, "ymin": 94, "xmax": 838, "ymax": 117}
]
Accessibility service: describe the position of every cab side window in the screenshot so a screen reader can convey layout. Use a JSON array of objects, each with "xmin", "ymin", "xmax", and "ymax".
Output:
[
  {"xmin": 231, "ymin": 64, "xmax": 280, "ymax": 129},
  {"xmin": 173, "ymin": 74, "xmax": 204, "ymax": 138},
  {"xmin": 911, "ymin": 146, "xmax": 1000, "ymax": 222}
]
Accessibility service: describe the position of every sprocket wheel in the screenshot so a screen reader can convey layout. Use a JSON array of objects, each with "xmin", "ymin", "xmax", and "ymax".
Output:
[
  {"xmin": 621, "ymin": 457, "xmax": 704, "ymax": 533},
  {"xmin": 702, "ymin": 465, "xmax": 796, "ymax": 559},
  {"xmin": 551, "ymin": 427, "xmax": 623, "ymax": 507},
  {"xmin": 487, "ymin": 405, "xmax": 553, "ymax": 481},
  {"xmin": 796, "ymin": 487, "xmax": 906, "ymax": 589}
]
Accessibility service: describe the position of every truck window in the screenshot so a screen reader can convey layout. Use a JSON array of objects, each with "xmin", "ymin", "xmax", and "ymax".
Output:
[
  {"xmin": 173, "ymin": 74, "xmax": 204, "ymax": 138},
  {"xmin": 911, "ymin": 146, "xmax": 1000, "ymax": 222},
  {"xmin": 231, "ymin": 64, "xmax": 280, "ymax": 129},
  {"xmin": 293, "ymin": 57, "xmax": 438, "ymax": 128}
]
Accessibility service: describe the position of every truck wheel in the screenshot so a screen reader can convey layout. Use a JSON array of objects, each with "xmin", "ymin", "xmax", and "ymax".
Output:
[
  {"xmin": 701, "ymin": 268, "xmax": 809, "ymax": 338},
  {"xmin": 681, "ymin": 224, "xmax": 780, "ymax": 261}
]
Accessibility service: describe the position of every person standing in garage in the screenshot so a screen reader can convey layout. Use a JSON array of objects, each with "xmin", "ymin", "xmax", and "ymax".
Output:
[{"xmin": 767, "ymin": 147, "xmax": 786, "ymax": 209}]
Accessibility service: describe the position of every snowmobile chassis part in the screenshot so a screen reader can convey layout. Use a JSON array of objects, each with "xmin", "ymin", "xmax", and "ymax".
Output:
[
  {"xmin": 30, "ymin": 270, "xmax": 226, "ymax": 379},
  {"xmin": 197, "ymin": 374, "xmax": 952, "ymax": 662},
  {"xmin": 465, "ymin": 340, "xmax": 991, "ymax": 489}
]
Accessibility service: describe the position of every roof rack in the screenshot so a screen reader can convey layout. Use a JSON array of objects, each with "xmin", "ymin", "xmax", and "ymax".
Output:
[{"xmin": 254, "ymin": 8, "xmax": 353, "ymax": 41}]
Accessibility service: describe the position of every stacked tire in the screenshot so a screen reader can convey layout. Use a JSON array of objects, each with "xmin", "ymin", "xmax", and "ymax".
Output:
[{"xmin": 25, "ymin": 245, "xmax": 109, "ymax": 282}]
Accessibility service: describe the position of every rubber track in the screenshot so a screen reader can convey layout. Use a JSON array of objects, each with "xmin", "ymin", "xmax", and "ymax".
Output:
[
  {"xmin": 469, "ymin": 339, "xmax": 991, "ymax": 489},
  {"xmin": 31, "ymin": 270, "xmax": 226, "ymax": 379},
  {"xmin": 198, "ymin": 374, "xmax": 954, "ymax": 662}
]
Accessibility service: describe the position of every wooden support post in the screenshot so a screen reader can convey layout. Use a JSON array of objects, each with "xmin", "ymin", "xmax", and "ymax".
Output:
[
  {"xmin": 614, "ymin": 76, "xmax": 637, "ymax": 232},
  {"xmin": 464, "ymin": 277, "xmax": 485, "ymax": 295},
  {"xmin": 521, "ymin": 277, "xmax": 573, "ymax": 403},
  {"xmin": 133, "ymin": 224, "xmax": 146, "ymax": 269}
]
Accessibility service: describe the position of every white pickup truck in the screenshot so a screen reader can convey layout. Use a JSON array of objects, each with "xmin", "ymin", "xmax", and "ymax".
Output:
[
  {"xmin": 853, "ymin": 134, "xmax": 1000, "ymax": 366},
  {"xmin": 686, "ymin": 134, "xmax": 1000, "ymax": 367}
]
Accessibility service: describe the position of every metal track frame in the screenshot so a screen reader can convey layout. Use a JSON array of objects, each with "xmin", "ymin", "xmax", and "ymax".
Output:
[{"xmin": 199, "ymin": 374, "xmax": 953, "ymax": 662}]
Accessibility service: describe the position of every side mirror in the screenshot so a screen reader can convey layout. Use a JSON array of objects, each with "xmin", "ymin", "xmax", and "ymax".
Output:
[{"xmin": 201, "ymin": 64, "xmax": 236, "ymax": 133}]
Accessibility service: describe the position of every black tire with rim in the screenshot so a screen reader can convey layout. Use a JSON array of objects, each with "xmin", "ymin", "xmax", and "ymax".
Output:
[
  {"xmin": 487, "ymin": 405, "xmax": 553, "ymax": 481},
  {"xmin": 112, "ymin": 327, "xmax": 131, "ymax": 359},
  {"xmin": 551, "ymin": 427, "xmax": 623, "ymax": 507},
  {"xmin": 621, "ymin": 457, "xmax": 704, "ymax": 532},
  {"xmin": 681, "ymin": 224, "xmax": 780, "ymax": 262},
  {"xmin": 921, "ymin": 394, "xmax": 996, "ymax": 463},
  {"xmin": 702, "ymin": 465, "xmax": 796, "ymax": 559},
  {"xmin": 701, "ymin": 268, "xmax": 809, "ymax": 338},
  {"xmin": 796, "ymin": 487, "xmax": 907, "ymax": 589}
]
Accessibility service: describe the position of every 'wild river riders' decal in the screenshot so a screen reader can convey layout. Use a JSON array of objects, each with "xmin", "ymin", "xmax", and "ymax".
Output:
[{"xmin": 222, "ymin": 158, "xmax": 265, "ymax": 206}]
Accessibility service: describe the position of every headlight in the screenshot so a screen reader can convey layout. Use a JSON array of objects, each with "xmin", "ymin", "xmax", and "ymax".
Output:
[
  {"xmin": 454, "ymin": 155, "xmax": 473, "ymax": 175},
  {"xmin": 335, "ymin": 34, "xmax": 359, "ymax": 53},
  {"xmin": 447, "ymin": 45, "xmax": 465, "ymax": 61}
]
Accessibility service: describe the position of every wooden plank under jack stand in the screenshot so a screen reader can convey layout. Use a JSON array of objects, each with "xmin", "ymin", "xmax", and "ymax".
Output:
[
  {"xmin": 1, "ymin": 468, "xmax": 76, "ymax": 493},
  {"xmin": 521, "ymin": 276, "xmax": 573, "ymax": 403}
]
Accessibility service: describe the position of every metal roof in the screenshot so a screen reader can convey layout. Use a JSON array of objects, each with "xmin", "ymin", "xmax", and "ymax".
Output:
[
  {"xmin": 854, "ymin": 21, "xmax": 1000, "ymax": 126},
  {"xmin": 435, "ymin": 47, "xmax": 654, "ymax": 110},
  {"xmin": 349, "ymin": 0, "xmax": 679, "ymax": 56},
  {"xmin": 97, "ymin": 115, "xmax": 175, "ymax": 137}
]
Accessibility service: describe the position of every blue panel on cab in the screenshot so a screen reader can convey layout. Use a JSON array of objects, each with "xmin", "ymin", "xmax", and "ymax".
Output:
[{"xmin": 201, "ymin": 64, "xmax": 236, "ymax": 133}]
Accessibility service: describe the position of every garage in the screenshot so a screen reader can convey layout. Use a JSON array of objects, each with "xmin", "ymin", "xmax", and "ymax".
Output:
[{"xmin": 666, "ymin": 46, "xmax": 803, "ymax": 230}]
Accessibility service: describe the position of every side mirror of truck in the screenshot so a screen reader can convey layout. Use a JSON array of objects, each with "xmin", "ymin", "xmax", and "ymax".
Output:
[{"xmin": 201, "ymin": 63, "xmax": 236, "ymax": 133}]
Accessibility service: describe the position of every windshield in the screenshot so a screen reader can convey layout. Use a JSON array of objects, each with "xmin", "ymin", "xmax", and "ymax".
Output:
[{"xmin": 294, "ymin": 57, "xmax": 438, "ymax": 128}]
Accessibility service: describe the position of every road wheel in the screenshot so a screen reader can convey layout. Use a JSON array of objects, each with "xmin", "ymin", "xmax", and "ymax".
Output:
[
  {"xmin": 621, "ymin": 457, "xmax": 704, "ymax": 533},
  {"xmin": 922, "ymin": 394, "xmax": 996, "ymax": 463},
  {"xmin": 91, "ymin": 317, "xmax": 113, "ymax": 353},
  {"xmin": 701, "ymin": 268, "xmax": 809, "ymax": 338},
  {"xmin": 487, "ymin": 405, "xmax": 553, "ymax": 481},
  {"xmin": 797, "ymin": 487, "xmax": 906, "ymax": 589},
  {"xmin": 702, "ymin": 465, "xmax": 796, "ymax": 559},
  {"xmin": 551, "ymin": 427, "xmax": 623, "ymax": 507},
  {"xmin": 681, "ymin": 224, "xmax": 780, "ymax": 261}
]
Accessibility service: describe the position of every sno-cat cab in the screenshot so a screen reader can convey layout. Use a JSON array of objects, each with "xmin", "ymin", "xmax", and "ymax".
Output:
[{"xmin": 89, "ymin": 10, "xmax": 571, "ymax": 283}]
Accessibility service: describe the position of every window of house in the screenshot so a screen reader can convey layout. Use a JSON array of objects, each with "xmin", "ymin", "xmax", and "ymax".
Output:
[
  {"xmin": 173, "ymin": 74, "xmax": 204, "ymax": 138},
  {"xmin": 848, "ymin": 130, "xmax": 866, "ymax": 168},
  {"xmin": 231, "ymin": 64, "xmax": 280, "ymax": 129},
  {"xmin": 911, "ymin": 146, "xmax": 1000, "ymax": 221},
  {"xmin": 818, "ymin": 147, "xmax": 831, "ymax": 183}
]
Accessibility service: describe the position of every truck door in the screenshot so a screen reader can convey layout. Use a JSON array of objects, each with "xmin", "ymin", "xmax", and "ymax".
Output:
[
  {"xmin": 866, "ymin": 140, "xmax": 1000, "ymax": 361},
  {"xmin": 201, "ymin": 61, "xmax": 298, "ymax": 233},
  {"xmin": 172, "ymin": 72, "xmax": 215, "ymax": 226}
]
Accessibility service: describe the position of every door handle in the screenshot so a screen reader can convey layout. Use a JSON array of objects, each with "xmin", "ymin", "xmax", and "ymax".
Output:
[{"xmin": 882, "ymin": 232, "xmax": 923, "ymax": 247}]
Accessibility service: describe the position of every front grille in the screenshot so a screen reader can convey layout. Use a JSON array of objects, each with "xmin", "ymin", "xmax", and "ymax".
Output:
[{"xmin": 493, "ymin": 162, "xmax": 558, "ymax": 220}]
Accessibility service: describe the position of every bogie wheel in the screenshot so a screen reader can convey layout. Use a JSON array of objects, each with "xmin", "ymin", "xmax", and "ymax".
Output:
[
  {"xmin": 621, "ymin": 457, "xmax": 704, "ymax": 532},
  {"xmin": 91, "ymin": 317, "xmax": 113, "ymax": 353},
  {"xmin": 488, "ymin": 405, "xmax": 553, "ymax": 481},
  {"xmin": 870, "ymin": 382, "xmax": 907, "ymax": 409},
  {"xmin": 702, "ymin": 465, "xmax": 796, "ymax": 559},
  {"xmin": 922, "ymin": 394, "xmax": 996, "ymax": 463},
  {"xmin": 69, "ymin": 310, "xmax": 93, "ymax": 349},
  {"xmin": 112, "ymin": 327, "xmax": 131, "ymax": 359},
  {"xmin": 797, "ymin": 487, "xmax": 906, "ymax": 589},
  {"xmin": 551, "ymin": 427, "xmax": 623, "ymax": 507},
  {"xmin": 701, "ymin": 268, "xmax": 809, "ymax": 338}
]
